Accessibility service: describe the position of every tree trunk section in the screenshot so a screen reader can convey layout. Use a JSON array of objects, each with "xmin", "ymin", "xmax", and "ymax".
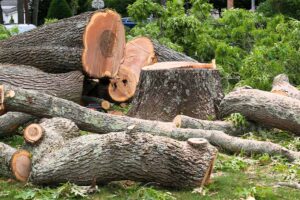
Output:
[
  {"xmin": 108, "ymin": 37, "xmax": 156, "ymax": 102},
  {"xmin": 0, "ymin": 10, "xmax": 125, "ymax": 78},
  {"xmin": 220, "ymin": 88, "xmax": 300, "ymax": 135},
  {"xmin": 0, "ymin": 64, "xmax": 84, "ymax": 102},
  {"xmin": 2, "ymin": 84, "xmax": 300, "ymax": 161},
  {"xmin": 127, "ymin": 68, "xmax": 224, "ymax": 121},
  {"xmin": 271, "ymin": 74, "xmax": 300, "ymax": 100},
  {"xmin": 17, "ymin": 0, "xmax": 24, "ymax": 24},
  {"xmin": 0, "ymin": 112, "xmax": 35, "ymax": 138},
  {"xmin": 26, "ymin": 118, "xmax": 217, "ymax": 188},
  {"xmin": 173, "ymin": 115, "xmax": 261, "ymax": 136}
]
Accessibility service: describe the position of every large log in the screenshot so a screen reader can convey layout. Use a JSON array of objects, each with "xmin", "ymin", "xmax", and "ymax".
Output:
[
  {"xmin": 220, "ymin": 88, "xmax": 300, "ymax": 135},
  {"xmin": 0, "ymin": 10, "xmax": 125, "ymax": 78},
  {"xmin": 108, "ymin": 37, "xmax": 156, "ymax": 102},
  {"xmin": 173, "ymin": 115, "xmax": 260, "ymax": 136},
  {"xmin": 0, "ymin": 64, "xmax": 84, "ymax": 102},
  {"xmin": 20, "ymin": 118, "xmax": 217, "ymax": 188},
  {"xmin": 127, "ymin": 66, "xmax": 223, "ymax": 121},
  {"xmin": 1, "ymin": 84, "xmax": 300, "ymax": 161},
  {"xmin": 271, "ymin": 74, "xmax": 300, "ymax": 100}
]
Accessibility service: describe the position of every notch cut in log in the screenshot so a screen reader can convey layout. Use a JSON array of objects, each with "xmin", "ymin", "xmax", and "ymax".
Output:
[
  {"xmin": 0, "ymin": 10, "xmax": 125, "ymax": 78},
  {"xmin": 220, "ymin": 88, "xmax": 300, "ymax": 135},
  {"xmin": 108, "ymin": 37, "xmax": 156, "ymax": 102},
  {"xmin": 24, "ymin": 124, "xmax": 44, "ymax": 144},
  {"xmin": 128, "ymin": 67, "xmax": 224, "ymax": 121},
  {"xmin": 4, "ymin": 84, "xmax": 300, "ymax": 161},
  {"xmin": 143, "ymin": 61, "xmax": 216, "ymax": 71},
  {"xmin": 82, "ymin": 10, "xmax": 125, "ymax": 78},
  {"xmin": 271, "ymin": 74, "xmax": 300, "ymax": 100}
]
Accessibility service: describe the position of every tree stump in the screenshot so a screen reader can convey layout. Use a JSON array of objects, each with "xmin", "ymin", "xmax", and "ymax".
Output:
[{"xmin": 128, "ymin": 66, "xmax": 224, "ymax": 121}]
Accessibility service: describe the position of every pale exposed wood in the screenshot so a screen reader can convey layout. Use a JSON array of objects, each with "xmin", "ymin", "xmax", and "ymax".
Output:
[
  {"xmin": 24, "ymin": 124, "xmax": 44, "ymax": 144},
  {"xmin": 11, "ymin": 150, "xmax": 31, "ymax": 182},
  {"xmin": 2, "ymin": 84, "xmax": 300, "ymax": 161},
  {"xmin": 143, "ymin": 61, "xmax": 216, "ymax": 70},
  {"xmin": 271, "ymin": 74, "xmax": 300, "ymax": 100},
  {"xmin": 82, "ymin": 10, "xmax": 125, "ymax": 78},
  {"xmin": 220, "ymin": 88, "xmax": 300, "ymax": 135}
]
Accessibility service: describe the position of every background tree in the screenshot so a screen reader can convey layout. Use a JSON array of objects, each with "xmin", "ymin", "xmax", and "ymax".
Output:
[
  {"xmin": 258, "ymin": 0, "xmax": 300, "ymax": 20},
  {"xmin": 17, "ymin": 0, "xmax": 24, "ymax": 24},
  {"xmin": 104, "ymin": 0, "xmax": 135, "ymax": 16},
  {"xmin": 32, "ymin": 0, "xmax": 40, "ymax": 25},
  {"xmin": 0, "ymin": 0, "xmax": 4, "ymax": 24},
  {"xmin": 77, "ymin": 0, "xmax": 93, "ymax": 14},
  {"xmin": 47, "ymin": 0, "xmax": 72, "ymax": 20}
]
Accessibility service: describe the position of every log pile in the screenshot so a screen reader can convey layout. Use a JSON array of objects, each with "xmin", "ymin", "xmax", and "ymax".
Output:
[{"xmin": 1, "ymin": 10, "xmax": 300, "ymax": 191}]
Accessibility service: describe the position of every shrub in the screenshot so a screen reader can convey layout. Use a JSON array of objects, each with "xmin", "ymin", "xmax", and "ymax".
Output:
[{"xmin": 47, "ymin": 0, "xmax": 73, "ymax": 20}]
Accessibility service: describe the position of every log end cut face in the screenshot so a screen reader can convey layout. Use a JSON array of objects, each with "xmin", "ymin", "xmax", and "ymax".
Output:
[
  {"xmin": 108, "ymin": 67, "xmax": 138, "ymax": 102},
  {"xmin": 24, "ymin": 124, "xmax": 44, "ymax": 144},
  {"xmin": 82, "ymin": 10, "xmax": 125, "ymax": 78},
  {"xmin": 11, "ymin": 150, "xmax": 31, "ymax": 182}
]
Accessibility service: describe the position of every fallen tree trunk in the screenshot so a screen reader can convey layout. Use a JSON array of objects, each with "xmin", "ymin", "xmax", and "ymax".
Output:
[
  {"xmin": 173, "ymin": 115, "xmax": 260, "ymax": 136},
  {"xmin": 0, "ymin": 64, "xmax": 84, "ymax": 102},
  {"xmin": 1, "ymin": 84, "xmax": 300, "ymax": 161},
  {"xmin": 21, "ymin": 118, "xmax": 217, "ymax": 188},
  {"xmin": 271, "ymin": 74, "xmax": 300, "ymax": 100},
  {"xmin": 127, "ymin": 67, "xmax": 223, "ymax": 121},
  {"xmin": 0, "ymin": 112, "xmax": 35, "ymax": 138},
  {"xmin": 0, "ymin": 10, "xmax": 125, "ymax": 78},
  {"xmin": 220, "ymin": 88, "xmax": 300, "ymax": 135}
]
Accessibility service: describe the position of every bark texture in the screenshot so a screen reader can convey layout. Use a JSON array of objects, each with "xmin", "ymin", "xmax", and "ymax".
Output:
[
  {"xmin": 0, "ymin": 142, "xmax": 16, "ymax": 178},
  {"xmin": 0, "ymin": 46, "xmax": 82, "ymax": 73},
  {"xmin": 0, "ymin": 64, "xmax": 84, "ymax": 102},
  {"xmin": 2, "ymin": 84, "xmax": 299, "ymax": 161},
  {"xmin": 173, "ymin": 115, "xmax": 260, "ymax": 136},
  {"xmin": 152, "ymin": 40, "xmax": 198, "ymax": 62},
  {"xmin": 220, "ymin": 88, "xmax": 300, "ymax": 135},
  {"xmin": 128, "ymin": 68, "xmax": 224, "ymax": 121},
  {"xmin": 30, "ymin": 129, "xmax": 217, "ymax": 188},
  {"xmin": 0, "ymin": 112, "xmax": 35, "ymax": 138},
  {"xmin": 271, "ymin": 74, "xmax": 300, "ymax": 100}
]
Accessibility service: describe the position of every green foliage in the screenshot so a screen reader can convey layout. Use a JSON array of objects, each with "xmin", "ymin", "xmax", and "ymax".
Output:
[
  {"xmin": 215, "ymin": 154, "xmax": 249, "ymax": 172},
  {"xmin": 0, "ymin": 25, "xmax": 19, "ymax": 40},
  {"xmin": 44, "ymin": 18, "xmax": 58, "ymax": 25},
  {"xmin": 225, "ymin": 113, "xmax": 248, "ymax": 128},
  {"xmin": 47, "ymin": 0, "xmax": 73, "ymax": 20},
  {"xmin": 258, "ymin": 0, "xmax": 300, "ymax": 20},
  {"xmin": 105, "ymin": 0, "xmax": 136, "ymax": 16},
  {"xmin": 127, "ymin": 1, "xmax": 300, "ymax": 91}
]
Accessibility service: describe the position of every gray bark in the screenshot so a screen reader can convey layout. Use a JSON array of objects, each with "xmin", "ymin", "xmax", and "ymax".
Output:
[
  {"xmin": 0, "ymin": 112, "xmax": 35, "ymax": 138},
  {"xmin": 152, "ymin": 40, "xmax": 198, "ymax": 62},
  {"xmin": 220, "ymin": 88, "xmax": 300, "ymax": 135},
  {"xmin": 128, "ymin": 68, "xmax": 224, "ymax": 121},
  {"xmin": 0, "ymin": 46, "xmax": 82, "ymax": 73},
  {"xmin": 0, "ymin": 142, "xmax": 16, "ymax": 178},
  {"xmin": 27, "ymin": 118, "xmax": 217, "ymax": 188},
  {"xmin": 2, "ymin": 84, "xmax": 300, "ymax": 161},
  {"xmin": 173, "ymin": 115, "xmax": 261, "ymax": 136}
]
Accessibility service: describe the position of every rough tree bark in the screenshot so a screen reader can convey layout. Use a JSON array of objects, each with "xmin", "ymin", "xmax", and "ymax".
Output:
[
  {"xmin": 220, "ymin": 88, "xmax": 300, "ymax": 135},
  {"xmin": 271, "ymin": 74, "xmax": 300, "ymax": 100},
  {"xmin": 0, "ymin": 64, "xmax": 84, "ymax": 102},
  {"xmin": 0, "ymin": 112, "xmax": 35, "ymax": 138},
  {"xmin": 0, "ymin": 10, "xmax": 125, "ymax": 78},
  {"xmin": 21, "ymin": 118, "xmax": 217, "ymax": 188},
  {"xmin": 173, "ymin": 115, "xmax": 260, "ymax": 136},
  {"xmin": 1, "ymin": 84, "xmax": 300, "ymax": 161},
  {"xmin": 128, "ymin": 68, "xmax": 224, "ymax": 121}
]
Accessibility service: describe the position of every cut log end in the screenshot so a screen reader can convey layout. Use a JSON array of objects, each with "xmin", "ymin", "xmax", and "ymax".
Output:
[
  {"xmin": 187, "ymin": 138, "xmax": 208, "ymax": 149},
  {"xmin": 108, "ymin": 67, "xmax": 138, "ymax": 102},
  {"xmin": 101, "ymin": 100, "xmax": 111, "ymax": 110},
  {"xmin": 173, "ymin": 115, "xmax": 182, "ymax": 128},
  {"xmin": 11, "ymin": 150, "xmax": 31, "ymax": 182},
  {"xmin": 82, "ymin": 10, "xmax": 125, "ymax": 78},
  {"xmin": 24, "ymin": 124, "xmax": 44, "ymax": 144}
]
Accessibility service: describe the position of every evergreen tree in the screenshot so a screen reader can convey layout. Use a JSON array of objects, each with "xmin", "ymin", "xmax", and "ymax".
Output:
[{"xmin": 47, "ymin": 0, "xmax": 73, "ymax": 19}]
